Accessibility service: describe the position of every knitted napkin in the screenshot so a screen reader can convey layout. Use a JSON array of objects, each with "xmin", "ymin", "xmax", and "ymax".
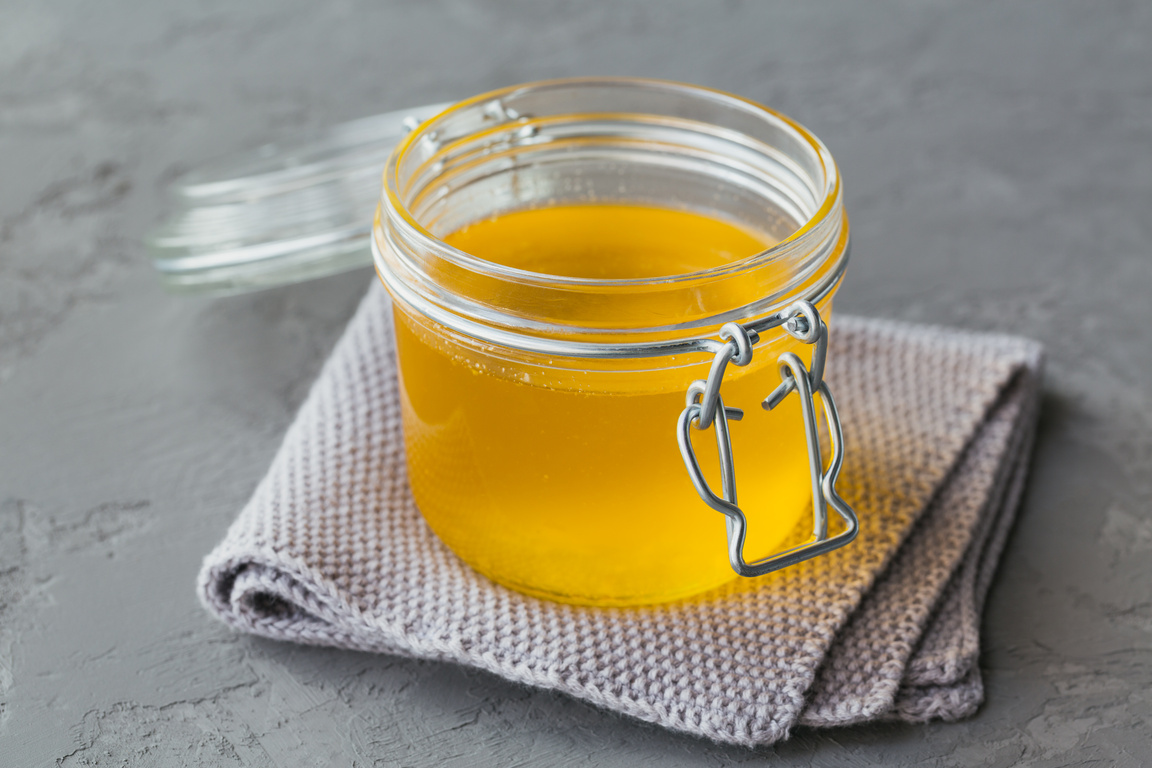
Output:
[{"xmin": 199, "ymin": 281, "xmax": 1043, "ymax": 747}]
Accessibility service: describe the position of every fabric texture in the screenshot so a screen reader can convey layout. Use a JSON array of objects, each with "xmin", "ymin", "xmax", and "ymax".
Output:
[{"xmin": 199, "ymin": 282, "xmax": 1044, "ymax": 747}]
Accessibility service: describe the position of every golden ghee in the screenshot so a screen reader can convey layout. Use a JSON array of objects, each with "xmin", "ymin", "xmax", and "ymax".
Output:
[{"xmin": 392, "ymin": 204, "xmax": 818, "ymax": 605}]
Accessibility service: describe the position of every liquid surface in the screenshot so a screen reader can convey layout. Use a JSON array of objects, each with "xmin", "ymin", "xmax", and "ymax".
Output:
[
  {"xmin": 393, "ymin": 203, "xmax": 820, "ymax": 605},
  {"xmin": 446, "ymin": 204, "xmax": 772, "ymax": 279}
]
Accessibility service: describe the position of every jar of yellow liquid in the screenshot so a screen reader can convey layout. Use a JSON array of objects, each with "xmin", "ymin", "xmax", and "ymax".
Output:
[{"xmin": 373, "ymin": 78, "xmax": 856, "ymax": 606}]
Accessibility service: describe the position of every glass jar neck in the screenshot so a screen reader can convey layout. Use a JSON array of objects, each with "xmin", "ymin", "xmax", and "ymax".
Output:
[{"xmin": 374, "ymin": 78, "xmax": 848, "ymax": 356}]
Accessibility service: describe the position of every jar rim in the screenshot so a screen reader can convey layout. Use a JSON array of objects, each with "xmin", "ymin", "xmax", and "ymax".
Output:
[
  {"xmin": 382, "ymin": 77, "xmax": 842, "ymax": 289},
  {"xmin": 374, "ymin": 77, "xmax": 850, "ymax": 358}
]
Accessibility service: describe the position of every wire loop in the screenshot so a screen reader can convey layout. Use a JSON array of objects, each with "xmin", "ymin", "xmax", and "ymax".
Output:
[{"xmin": 676, "ymin": 301, "xmax": 858, "ymax": 577}]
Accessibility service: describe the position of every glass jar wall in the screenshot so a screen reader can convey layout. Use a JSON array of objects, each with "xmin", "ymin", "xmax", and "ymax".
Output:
[{"xmin": 373, "ymin": 78, "xmax": 849, "ymax": 605}]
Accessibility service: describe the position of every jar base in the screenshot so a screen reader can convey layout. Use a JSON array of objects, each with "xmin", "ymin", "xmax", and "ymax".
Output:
[{"xmin": 453, "ymin": 552, "xmax": 745, "ymax": 608}]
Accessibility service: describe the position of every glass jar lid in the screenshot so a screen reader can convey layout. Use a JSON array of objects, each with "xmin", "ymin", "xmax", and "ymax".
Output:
[{"xmin": 147, "ymin": 102, "xmax": 453, "ymax": 295}]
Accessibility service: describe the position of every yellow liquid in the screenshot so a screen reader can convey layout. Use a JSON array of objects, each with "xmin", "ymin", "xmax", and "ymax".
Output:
[
  {"xmin": 392, "ymin": 204, "xmax": 818, "ymax": 605},
  {"xmin": 445, "ymin": 205, "xmax": 770, "ymax": 278}
]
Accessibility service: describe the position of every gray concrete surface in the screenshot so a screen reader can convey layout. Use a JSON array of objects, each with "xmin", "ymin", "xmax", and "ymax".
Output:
[{"xmin": 1, "ymin": 0, "xmax": 1150, "ymax": 764}]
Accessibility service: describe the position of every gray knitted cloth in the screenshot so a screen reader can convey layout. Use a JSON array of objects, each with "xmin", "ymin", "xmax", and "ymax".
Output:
[{"xmin": 199, "ymin": 282, "xmax": 1043, "ymax": 747}]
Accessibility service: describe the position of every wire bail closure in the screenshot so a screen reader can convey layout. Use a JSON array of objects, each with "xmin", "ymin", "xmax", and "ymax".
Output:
[{"xmin": 677, "ymin": 300, "xmax": 859, "ymax": 577}]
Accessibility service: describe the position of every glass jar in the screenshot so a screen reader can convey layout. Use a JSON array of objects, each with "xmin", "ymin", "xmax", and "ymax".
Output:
[{"xmin": 373, "ymin": 78, "xmax": 853, "ymax": 606}]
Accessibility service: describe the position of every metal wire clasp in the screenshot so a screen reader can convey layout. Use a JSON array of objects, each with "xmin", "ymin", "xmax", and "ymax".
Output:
[{"xmin": 676, "ymin": 301, "xmax": 859, "ymax": 577}]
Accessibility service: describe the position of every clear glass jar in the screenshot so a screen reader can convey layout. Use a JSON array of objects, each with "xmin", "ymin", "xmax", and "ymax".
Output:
[{"xmin": 373, "ymin": 78, "xmax": 850, "ymax": 606}]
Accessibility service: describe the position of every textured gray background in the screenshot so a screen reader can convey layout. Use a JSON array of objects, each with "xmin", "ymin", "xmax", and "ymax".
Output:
[{"xmin": 1, "ymin": 0, "xmax": 1150, "ymax": 765}]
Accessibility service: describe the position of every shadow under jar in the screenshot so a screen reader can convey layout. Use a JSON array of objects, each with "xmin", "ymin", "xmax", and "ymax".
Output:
[{"xmin": 373, "ymin": 78, "xmax": 851, "ymax": 606}]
